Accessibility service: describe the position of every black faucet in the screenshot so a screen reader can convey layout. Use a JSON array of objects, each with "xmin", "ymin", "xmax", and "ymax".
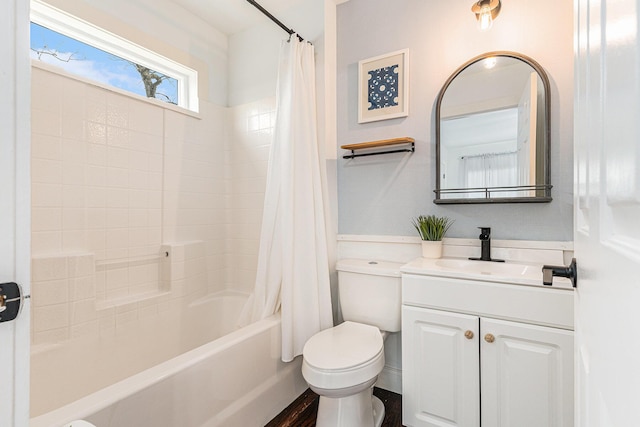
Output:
[{"xmin": 469, "ymin": 227, "xmax": 504, "ymax": 262}]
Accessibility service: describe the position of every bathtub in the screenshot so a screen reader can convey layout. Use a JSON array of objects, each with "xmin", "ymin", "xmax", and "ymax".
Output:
[{"xmin": 30, "ymin": 293, "xmax": 307, "ymax": 427}]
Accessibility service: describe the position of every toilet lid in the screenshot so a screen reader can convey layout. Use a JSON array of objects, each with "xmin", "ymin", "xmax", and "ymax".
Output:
[{"xmin": 303, "ymin": 321, "xmax": 383, "ymax": 370}]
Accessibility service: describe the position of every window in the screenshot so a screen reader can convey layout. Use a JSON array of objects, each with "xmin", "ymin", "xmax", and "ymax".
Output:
[{"xmin": 30, "ymin": 0, "xmax": 199, "ymax": 112}]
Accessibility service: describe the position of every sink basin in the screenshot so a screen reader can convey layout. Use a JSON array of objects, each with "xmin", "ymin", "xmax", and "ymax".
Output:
[
  {"xmin": 401, "ymin": 257, "xmax": 573, "ymax": 289},
  {"xmin": 433, "ymin": 258, "xmax": 537, "ymax": 277}
]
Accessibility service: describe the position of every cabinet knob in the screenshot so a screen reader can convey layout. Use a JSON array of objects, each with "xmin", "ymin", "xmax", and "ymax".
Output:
[
  {"xmin": 484, "ymin": 333, "xmax": 495, "ymax": 343},
  {"xmin": 464, "ymin": 330, "xmax": 474, "ymax": 340}
]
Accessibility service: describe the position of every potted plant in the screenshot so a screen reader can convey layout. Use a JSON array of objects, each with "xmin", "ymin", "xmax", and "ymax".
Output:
[{"xmin": 412, "ymin": 214, "xmax": 454, "ymax": 259}]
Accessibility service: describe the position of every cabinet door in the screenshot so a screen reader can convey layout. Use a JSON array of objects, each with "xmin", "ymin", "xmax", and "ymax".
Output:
[
  {"xmin": 402, "ymin": 306, "xmax": 480, "ymax": 427},
  {"xmin": 481, "ymin": 318, "xmax": 574, "ymax": 427}
]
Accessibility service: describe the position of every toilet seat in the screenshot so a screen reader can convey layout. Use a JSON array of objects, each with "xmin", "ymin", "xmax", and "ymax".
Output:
[{"xmin": 302, "ymin": 321, "xmax": 385, "ymax": 390}]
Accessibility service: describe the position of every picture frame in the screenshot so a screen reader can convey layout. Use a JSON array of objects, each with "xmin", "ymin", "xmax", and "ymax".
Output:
[{"xmin": 358, "ymin": 49, "xmax": 409, "ymax": 124}]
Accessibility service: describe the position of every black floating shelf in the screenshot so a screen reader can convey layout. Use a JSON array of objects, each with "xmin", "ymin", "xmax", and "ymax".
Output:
[{"xmin": 341, "ymin": 137, "xmax": 415, "ymax": 159}]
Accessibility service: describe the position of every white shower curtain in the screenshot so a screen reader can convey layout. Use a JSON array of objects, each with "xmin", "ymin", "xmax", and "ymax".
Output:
[
  {"xmin": 244, "ymin": 37, "xmax": 333, "ymax": 362},
  {"xmin": 461, "ymin": 151, "xmax": 519, "ymax": 197}
]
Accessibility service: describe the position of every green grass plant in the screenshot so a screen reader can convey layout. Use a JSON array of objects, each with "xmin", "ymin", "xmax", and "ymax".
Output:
[{"xmin": 412, "ymin": 215, "xmax": 454, "ymax": 241}]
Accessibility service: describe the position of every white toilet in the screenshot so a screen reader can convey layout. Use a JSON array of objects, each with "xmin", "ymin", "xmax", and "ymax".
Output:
[{"xmin": 302, "ymin": 259, "xmax": 402, "ymax": 427}]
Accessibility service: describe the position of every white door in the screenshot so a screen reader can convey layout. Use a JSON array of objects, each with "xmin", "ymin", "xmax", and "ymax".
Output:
[
  {"xmin": 0, "ymin": 1, "xmax": 31, "ymax": 426},
  {"xmin": 480, "ymin": 318, "xmax": 574, "ymax": 427},
  {"xmin": 516, "ymin": 72, "xmax": 538, "ymax": 195},
  {"xmin": 402, "ymin": 306, "xmax": 479, "ymax": 427},
  {"xmin": 574, "ymin": 0, "xmax": 640, "ymax": 425}
]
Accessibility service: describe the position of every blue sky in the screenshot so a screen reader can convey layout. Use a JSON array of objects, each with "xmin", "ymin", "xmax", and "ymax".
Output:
[{"xmin": 30, "ymin": 22, "xmax": 178, "ymax": 104}]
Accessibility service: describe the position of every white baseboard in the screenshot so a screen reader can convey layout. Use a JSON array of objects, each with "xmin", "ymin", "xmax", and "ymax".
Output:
[{"xmin": 376, "ymin": 365, "xmax": 402, "ymax": 395}]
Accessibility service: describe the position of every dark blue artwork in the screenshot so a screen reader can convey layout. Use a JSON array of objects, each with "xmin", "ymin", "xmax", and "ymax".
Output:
[{"xmin": 367, "ymin": 64, "xmax": 399, "ymax": 110}]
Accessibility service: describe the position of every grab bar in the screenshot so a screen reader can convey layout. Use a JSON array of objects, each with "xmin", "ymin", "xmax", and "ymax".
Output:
[{"xmin": 95, "ymin": 252, "xmax": 169, "ymax": 270}]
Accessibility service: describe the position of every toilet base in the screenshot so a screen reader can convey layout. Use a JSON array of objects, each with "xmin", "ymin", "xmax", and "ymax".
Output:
[
  {"xmin": 315, "ymin": 387, "xmax": 385, "ymax": 427},
  {"xmin": 372, "ymin": 395, "xmax": 385, "ymax": 427}
]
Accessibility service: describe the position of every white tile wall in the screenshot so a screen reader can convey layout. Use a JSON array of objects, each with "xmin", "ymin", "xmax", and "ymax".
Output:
[
  {"xmin": 224, "ymin": 98, "xmax": 276, "ymax": 294},
  {"xmin": 30, "ymin": 67, "xmax": 228, "ymax": 350},
  {"xmin": 31, "ymin": 254, "xmax": 93, "ymax": 343},
  {"xmin": 162, "ymin": 100, "xmax": 226, "ymax": 295},
  {"xmin": 32, "ymin": 67, "xmax": 165, "ymax": 270}
]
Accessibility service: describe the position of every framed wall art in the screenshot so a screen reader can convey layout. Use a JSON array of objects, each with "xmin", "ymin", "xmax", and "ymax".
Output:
[{"xmin": 358, "ymin": 49, "xmax": 409, "ymax": 123}]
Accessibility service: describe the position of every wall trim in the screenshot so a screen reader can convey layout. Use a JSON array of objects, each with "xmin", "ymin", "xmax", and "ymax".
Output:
[
  {"xmin": 338, "ymin": 234, "xmax": 573, "ymax": 250},
  {"xmin": 31, "ymin": 61, "xmax": 202, "ymax": 119},
  {"xmin": 377, "ymin": 365, "xmax": 402, "ymax": 395}
]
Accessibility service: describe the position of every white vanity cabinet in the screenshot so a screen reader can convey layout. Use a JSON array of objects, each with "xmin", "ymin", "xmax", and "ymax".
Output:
[
  {"xmin": 403, "ymin": 306, "xmax": 480, "ymax": 426},
  {"xmin": 402, "ymin": 273, "xmax": 574, "ymax": 427},
  {"xmin": 480, "ymin": 317, "xmax": 573, "ymax": 427}
]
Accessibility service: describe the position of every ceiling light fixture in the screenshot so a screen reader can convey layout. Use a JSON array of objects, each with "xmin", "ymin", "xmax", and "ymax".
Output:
[
  {"xmin": 483, "ymin": 57, "xmax": 497, "ymax": 69},
  {"xmin": 471, "ymin": 0, "xmax": 501, "ymax": 31}
]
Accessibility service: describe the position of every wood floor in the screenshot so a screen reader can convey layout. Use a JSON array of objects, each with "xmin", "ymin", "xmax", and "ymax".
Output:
[{"xmin": 265, "ymin": 387, "xmax": 404, "ymax": 427}]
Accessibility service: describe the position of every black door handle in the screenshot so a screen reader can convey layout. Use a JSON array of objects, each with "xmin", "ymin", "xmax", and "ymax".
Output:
[
  {"xmin": 0, "ymin": 282, "xmax": 23, "ymax": 322},
  {"xmin": 542, "ymin": 258, "xmax": 577, "ymax": 288}
]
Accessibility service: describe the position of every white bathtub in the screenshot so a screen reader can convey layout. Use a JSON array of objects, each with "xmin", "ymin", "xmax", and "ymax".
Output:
[{"xmin": 30, "ymin": 294, "xmax": 307, "ymax": 427}]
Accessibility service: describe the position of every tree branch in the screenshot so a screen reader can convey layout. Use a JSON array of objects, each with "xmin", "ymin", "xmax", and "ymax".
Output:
[{"xmin": 31, "ymin": 47, "xmax": 82, "ymax": 62}]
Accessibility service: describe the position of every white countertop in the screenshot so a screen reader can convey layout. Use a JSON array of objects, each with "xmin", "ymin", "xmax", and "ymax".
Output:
[{"xmin": 400, "ymin": 257, "xmax": 574, "ymax": 290}]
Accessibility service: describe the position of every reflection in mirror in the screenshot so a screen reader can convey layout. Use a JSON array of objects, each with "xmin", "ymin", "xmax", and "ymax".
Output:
[{"xmin": 434, "ymin": 52, "xmax": 551, "ymax": 204}]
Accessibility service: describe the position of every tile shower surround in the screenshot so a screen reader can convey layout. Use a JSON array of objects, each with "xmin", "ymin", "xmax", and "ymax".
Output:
[
  {"xmin": 30, "ymin": 243, "xmax": 208, "ymax": 346},
  {"xmin": 30, "ymin": 65, "xmax": 274, "ymax": 348}
]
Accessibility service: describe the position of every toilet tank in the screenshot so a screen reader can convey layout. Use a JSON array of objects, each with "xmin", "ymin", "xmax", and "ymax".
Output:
[{"xmin": 336, "ymin": 259, "xmax": 403, "ymax": 332}]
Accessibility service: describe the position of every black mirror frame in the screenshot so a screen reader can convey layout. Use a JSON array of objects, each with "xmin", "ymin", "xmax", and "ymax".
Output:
[{"xmin": 434, "ymin": 51, "xmax": 552, "ymax": 204}]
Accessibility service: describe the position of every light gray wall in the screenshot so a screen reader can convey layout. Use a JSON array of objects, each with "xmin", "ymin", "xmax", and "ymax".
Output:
[{"xmin": 336, "ymin": 0, "xmax": 574, "ymax": 241}]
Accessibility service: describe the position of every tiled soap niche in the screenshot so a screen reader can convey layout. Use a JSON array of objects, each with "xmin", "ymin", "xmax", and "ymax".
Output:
[{"xmin": 30, "ymin": 241, "xmax": 207, "ymax": 349}]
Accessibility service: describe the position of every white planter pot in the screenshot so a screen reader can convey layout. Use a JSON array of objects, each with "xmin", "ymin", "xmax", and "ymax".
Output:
[{"xmin": 421, "ymin": 240, "xmax": 443, "ymax": 259}]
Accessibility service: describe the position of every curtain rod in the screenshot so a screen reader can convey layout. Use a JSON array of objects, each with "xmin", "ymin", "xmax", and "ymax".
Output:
[{"xmin": 245, "ymin": 0, "xmax": 305, "ymax": 42}]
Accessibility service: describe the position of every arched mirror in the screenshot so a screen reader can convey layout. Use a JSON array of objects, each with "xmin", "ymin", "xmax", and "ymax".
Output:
[{"xmin": 434, "ymin": 51, "xmax": 552, "ymax": 204}]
